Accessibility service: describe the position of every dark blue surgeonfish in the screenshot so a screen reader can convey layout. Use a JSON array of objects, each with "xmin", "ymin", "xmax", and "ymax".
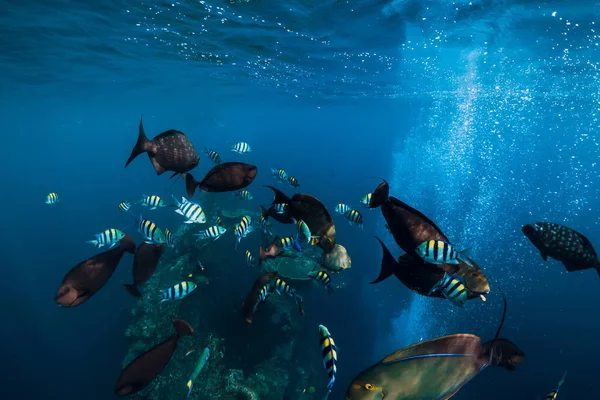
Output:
[
  {"xmin": 125, "ymin": 116, "xmax": 199, "ymax": 177},
  {"xmin": 114, "ymin": 318, "xmax": 194, "ymax": 396},
  {"xmin": 185, "ymin": 162, "xmax": 258, "ymax": 196},
  {"xmin": 522, "ymin": 222, "xmax": 600, "ymax": 278},
  {"xmin": 55, "ymin": 234, "xmax": 136, "ymax": 307},
  {"xmin": 346, "ymin": 292, "xmax": 517, "ymax": 400}
]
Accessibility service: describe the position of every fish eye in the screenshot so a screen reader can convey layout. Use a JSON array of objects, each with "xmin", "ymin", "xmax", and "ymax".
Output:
[{"xmin": 365, "ymin": 383, "xmax": 374, "ymax": 390}]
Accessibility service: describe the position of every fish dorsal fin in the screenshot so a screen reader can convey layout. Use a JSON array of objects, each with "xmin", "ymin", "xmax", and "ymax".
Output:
[
  {"xmin": 388, "ymin": 197, "xmax": 449, "ymax": 241},
  {"xmin": 381, "ymin": 334, "xmax": 482, "ymax": 364}
]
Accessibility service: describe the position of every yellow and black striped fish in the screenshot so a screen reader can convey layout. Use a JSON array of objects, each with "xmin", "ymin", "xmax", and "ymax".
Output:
[
  {"xmin": 288, "ymin": 176, "xmax": 300, "ymax": 188},
  {"xmin": 344, "ymin": 208, "xmax": 363, "ymax": 228},
  {"xmin": 215, "ymin": 215, "xmax": 223, "ymax": 226},
  {"xmin": 194, "ymin": 225, "xmax": 226, "ymax": 241},
  {"xmin": 253, "ymin": 283, "xmax": 271, "ymax": 313},
  {"xmin": 544, "ymin": 371, "xmax": 567, "ymax": 400},
  {"xmin": 271, "ymin": 168, "xmax": 288, "ymax": 182},
  {"xmin": 234, "ymin": 190, "xmax": 253, "ymax": 200},
  {"xmin": 360, "ymin": 192, "xmax": 373, "ymax": 207},
  {"xmin": 334, "ymin": 203, "xmax": 350, "ymax": 214},
  {"xmin": 230, "ymin": 142, "xmax": 252, "ymax": 154},
  {"xmin": 165, "ymin": 228, "xmax": 176, "ymax": 247},
  {"xmin": 318, "ymin": 325, "xmax": 337, "ymax": 392},
  {"xmin": 87, "ymin": 228, "xmax": 125, "ymax": 249},
  {"xmin": 279, "ymin": 235, "xmax": 301, "ymax": 251},
  {"xmin": 45, "ymin": 192, "xmax": 59, "ymax": 205},
  {"xmin": 160, "ymin": 281, "xmax": 197, "ymax": 302},
  {"xmin": 137, "ymin": 216, "xmax": 166, "ymax": 244},
  {"xmin": 428, "ymin": 272, "xmax": 469, "ymax": 307},
  {"xmin": 139, "ymin": 194, "xmax": 166, "ymax": 210},
  {"xmin": 415, "ymin": 239, "xmax": 473, "ymax": 267},
  {"xmin": 272, "ymin": 203, "xmax": 288, "ymax": 214},
  {"xmin": 234, "ymin": 216, "xmax": 254, "ymax": 248},
  {"xmin": 272, "ymin": 278, "xmax": 296, "ymax": 297},
  {"xmin": 118, "ymin": 201, "xmax": 131, "ymax": 213},
  {"xmin": 204, "ymin": 147, "xmax": 222, "ymax": 164},
  {"xmin": 173, "ymin": 196, "xmax": 206, "ymax": 224},
  {"xmin": 245, "ymin": 250, "xmax": 256, "ymax": 267},
  {"xmin": 308, "ymin": 270, "xmax": 334, "ymax": 295}
]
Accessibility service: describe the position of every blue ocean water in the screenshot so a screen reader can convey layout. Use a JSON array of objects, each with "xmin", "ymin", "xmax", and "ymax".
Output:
[{"xmin": 2, "ymin": 0, "xmax": 600, "ymax": 398}]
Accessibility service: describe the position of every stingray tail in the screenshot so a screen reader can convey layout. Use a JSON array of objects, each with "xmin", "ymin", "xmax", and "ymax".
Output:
[
  {"xmin": 125, "ymin": 115, "xmax": 151, "ymax": 167},
  {"xmin": 371, "ymin": 237, "xmax": 398, "ymax": 284}
]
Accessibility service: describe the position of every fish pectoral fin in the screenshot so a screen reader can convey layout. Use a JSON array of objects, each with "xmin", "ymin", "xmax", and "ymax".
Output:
[
  {"xmin": 149, "ymin": 157, "xmax": 166, "ymax": 175},
  {"xmin": 540, "ymin": 250, "xmax": 548, "ymax": 261}
]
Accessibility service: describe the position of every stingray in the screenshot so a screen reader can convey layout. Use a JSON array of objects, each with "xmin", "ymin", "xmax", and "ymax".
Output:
[{"xmin": 346, "ymin": 292, "xmax": 513, "ymax": 400}]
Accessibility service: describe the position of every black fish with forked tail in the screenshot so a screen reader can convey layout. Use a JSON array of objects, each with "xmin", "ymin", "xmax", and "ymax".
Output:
[
  {"xmin": 522, "ymin": 222, "xmax": 600, "ymax": 278},
  {"xmin": 186, "ymin": 162, "xmax": 257, "ymax": 196},
  {"xmin": 125, "ymin": 116, "xmax": 199, "ymax": 177},
  {"xmin": 114, "ymin": 318, "xmax": 194, "ymax": 396}
]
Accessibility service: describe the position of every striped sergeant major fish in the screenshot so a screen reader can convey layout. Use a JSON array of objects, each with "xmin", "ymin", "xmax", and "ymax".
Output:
[
  {"xmin": 245, "ymin": 250, "xmax": 256, "ymax": 267},
  {"xmin": 272, "ymin": 203, "xmax": 288, "ymax": 214},
  {"xmin": 160, "ymin": 281, "xmax": 197, "ymax": 302},
  {"xmin": 172, "ymin": 195, "xmax": 207, "ymax": 224},
  {"xmin": 544, "ymin": 371, "xmax": 567, "ymax": 400},
  {"xmin": 360, "ymin": 192, "xmax": 373, "ymax": 207},
  {"xmin": 428, "ymin": 272, "xmax": 470, "ymax": 307},
  {"xmin": 118, "ymin": 201, "xmax": 132, "ymax": 213},
  {"xmin": 318, "ymin": 324, "xmax": 338, "ymax": 396},
  {"xmin": 204, "ymin": 147, "xmax": 222, "ymax": 164},
  {"xmin": 138, "ymin": 215, "xmax": 166, "ymax": 244},
  {"xmin": 288, "ymin": 176, "xmax": 300, "ymax": 188},
  {"xmin": 213, "ymin": 214, "xmax": 223, "ymax": 226},
  {"xmin": 271, "ymin": 168, "xmax": 288, "ymax": 182},
  {"xmin": 194, "ymin": 225, "xmax": 226, "ymax": 241},
  {"xmin": 253, "ymin": 283, "xmax": 271, "ymax": 314},
  {"xmin": 87, "ymin": 228, "xmax": 125, "ymax": 249},
  {"xmin": 279, "ymin": 235, "xmax": 302, "ymax": 252},
  {"xmin": 415, "ymin": 239, "xmax": 473, "ymax": 267},
  {"xmin": 334, "ymin": 203, "xmax": 350, "ymax": 214},
  {"xmin": 234, "ymin": 190, "xmax": 253, "ymax": 200},
  {"xmin": 344, "ymin": 208, "xmax": 363, "ymax": 229},
  {"xmin": 165, "ymin": 228, "xmax": 176, "ymax": 248},
  {"xmin": 297, "ymin": 219, "xmax": 319, "ymax": 247},
  {"xmin": 272, "ymin": 278, "xmax": 305, "ymax": 316},
  {"xmin": 259, "ymin": 206, "xmax": 272, "ymax": 235},
  {"xmin": 46, "ymin": 192, "xmax": 59, "ymax": 204},
  {"xmin": 234, "ymin": 216, "xmax": 254, "ymax": 248},
  {"xmin": 185, "ymin": 347, "xmax": 211, "ymax": 400},
  {"xmin": 308, "ymin": 270, "xmax": 334, "ymax": 295},
  {"xmin": 230, "ymin": 142, "xmax": 252, "ymax": 154},
  {"xmin": 139, "ymin": 194, "xmax": 166, "ymax": 210}
]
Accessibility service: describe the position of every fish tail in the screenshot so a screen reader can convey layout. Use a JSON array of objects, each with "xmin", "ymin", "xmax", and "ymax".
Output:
[
  {"xmin": 86, "ymin": 240, "xmax": 98, "ymax": 247},
  {"xmin": 125, "ymin": 115, "xmax": 151, "ymax": 167},
  {"xmin": 172, "ymin": 318, "xmax": 194, "ymax": 337},
  {"xmin": 457, "ymin": 248, "xmax": 473, "ymax": 266},
  {"xmin": 124, "ymin": 284, "xmax": 142, "ymax": 299},
  {"xmin": 370, "ymin": 237, "xmax": 398, "ymax": 284},
  {"xmin": 185, "ymin": 173, "xmax": 199, "ymax": 198},
  {"xmin": 327, "ymin": 284, "xmax": 334, "ymax": 295},
  {"xmin": 185, "ymin": 379, "xmax": 193, "ymax": 400},
  {"xmin": 557, "ymin": 371, "xmax": 567, "ymax": 392}
]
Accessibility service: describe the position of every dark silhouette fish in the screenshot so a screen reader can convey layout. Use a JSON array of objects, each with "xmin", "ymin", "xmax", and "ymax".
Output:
[
  {"xmin": 185, "ymin": 162, "xmax": 257, "ymax": 196},
  {"xmin": 346, "ymin": 292, "xmax": 511, "ymax": 400},
  {"xmin": 124, "ymin": 242, "xmax": 166, "ymax": 299},
  {"xmin": 259, "ymin": 238, "xmax": 282, "ymax": 264},
  {"xmin": 372, "ymin": 238, "xmax": 490, "ymax": 300},
  {"xmin": 522, "ymin": 222, "xmax": 600, "ymax": 278},
  {"xmin": 366, "ymin": 178, "xmax": 390, "ymax": 209},
  {"xmin": 125, "ymin": 116, "xmax": 199, "ymax": 176},
  {"xmin": 242, "ymin": 272, "xmax": 278, "ymax": 323},
  {"xmin": 265, "ymin": 186, "xmax": 336, "ymax": 252},
  {"xmin": 114, "ymin": 318, "xmax": 194, "ymax": 396},
  {"xmin": 482, "ymin": 338, "xmax": 525, "ymax": 371},
  {"xmin": 55, "ymin": 235, "xmax": 136, "ymax": 307}
]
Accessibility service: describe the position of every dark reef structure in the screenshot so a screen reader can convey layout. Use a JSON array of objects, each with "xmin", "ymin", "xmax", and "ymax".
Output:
[{"xmin": 121, "ymin": 192, "xmax": 351, "ymax": 399}]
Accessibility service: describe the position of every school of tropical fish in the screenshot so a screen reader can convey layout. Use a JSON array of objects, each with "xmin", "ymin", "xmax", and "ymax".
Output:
[{"xmin": 46, "ymin": 117, "xmax": 592, "ymax": 399}]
